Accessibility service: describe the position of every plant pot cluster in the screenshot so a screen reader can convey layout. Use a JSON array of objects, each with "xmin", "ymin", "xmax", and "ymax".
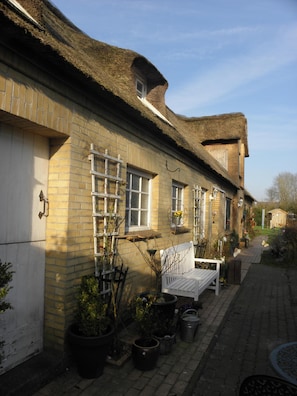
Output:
[
  {"xmin": 131, "ymin": 291, "xmax": 178, "ymax": 370},
  {"xmin": 67, "ymin": 274, "xmax": 200, "ymax": 377}
]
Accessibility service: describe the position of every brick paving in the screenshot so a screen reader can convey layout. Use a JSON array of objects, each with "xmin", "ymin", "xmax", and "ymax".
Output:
[
  {"xmin": 6, "ymin": 235, "xmax": 297, "ymax": 396},
  {"xmin": 188, "ymin": 237, "xmax": 297, "ymax": 396}
]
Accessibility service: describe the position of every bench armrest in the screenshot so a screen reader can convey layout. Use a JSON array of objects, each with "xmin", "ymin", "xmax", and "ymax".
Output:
[{"xmin": 194, "ymin": 258, "xmax": 222, "ymax": 272}]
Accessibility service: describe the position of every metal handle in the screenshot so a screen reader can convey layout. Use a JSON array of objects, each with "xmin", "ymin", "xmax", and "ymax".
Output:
[{"xmin": 38, "ymin": 190, "xmax": 49, "ymax": 219}]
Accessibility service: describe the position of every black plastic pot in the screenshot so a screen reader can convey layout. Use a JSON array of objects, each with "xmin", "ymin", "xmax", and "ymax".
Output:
[
  {"xmin": 140, "ymin": 292, "xmax": 177, "ymax": 334},
  {"xmin": 68, "ymin": 324, "xmax": 114, "ymax": 378},
  {"xmin": 132, "ymin": 337, "xmax": 160, "ymax": 370}
]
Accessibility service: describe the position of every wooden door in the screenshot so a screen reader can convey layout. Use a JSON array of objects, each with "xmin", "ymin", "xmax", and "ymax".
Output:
[{"xmin": 0, "ymin": 124, "xmax": 49, "ymax": 373}]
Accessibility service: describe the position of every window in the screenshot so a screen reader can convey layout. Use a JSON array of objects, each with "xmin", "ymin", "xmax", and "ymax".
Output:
[
  {"xmin": 193, "ymin": 186, "xmax": 206, "ymax": 242},
  {"xmin": 172, "ymin": 182, "xmax": 184, "ymax": 226},
  {"xmin": 136, "ymin": 77, "xmax": 146, "ymax": 99},
  {"xmin": 126, "ymin": 169, "xmax": 151, "ymax": 231},
  {"xmin": 225, "ymin": 198, "xmax": 231, "ymax": 231}
]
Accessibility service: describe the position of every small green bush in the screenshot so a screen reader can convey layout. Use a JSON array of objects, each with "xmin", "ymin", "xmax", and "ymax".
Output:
[
  {"xmin": 0, "ymin": 260, "xmax": 14, "ymax": 313},
  {"xmin": 75, "ymin": 275, "xmax": 110, "ymax": 337},
  {"xmin": 261, "ymin": 226, "xmax": 297, "ymax": 267},
  {"xmin": 0, "ymin": 260, "xmax": 14, "ymax": 363}
]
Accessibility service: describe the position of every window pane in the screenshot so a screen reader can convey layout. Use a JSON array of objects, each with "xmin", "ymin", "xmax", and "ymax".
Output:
[
  {"xmin": 131, "ymin": 192, "xmax": 139, "ymax": 208},
  {"xmin": 172, "ymin": 198, "xmax": 176, "ymax": 211},
  {"xmin": 137, "ymin": 81, "xmax": 143, "ymax": 92},
  {"xmin": 172, "ymin": 186, "xmax": 176, "ymax": 198},
  {"xmin": 132, "ymin": 174, "xmax": 140, "ymax": 190},
  {"xmin": 142, "ymin": 177, "xmax": 149, "ymax": 193},
  {"xmin": 140, "ymin": 211, "xmax": 147, "ymax": 225},
  {"xmin": 131, "ymin": 210, "xmax": 138, "ymax": 226},
  {"xmin": 141, "ymin": 194, "xmax": 148, "ymax": 209}
]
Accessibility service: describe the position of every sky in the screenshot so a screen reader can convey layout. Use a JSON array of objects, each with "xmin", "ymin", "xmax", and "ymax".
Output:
[{"xmin": 51, "ymin": 0, "xmax": 297, "ymax": 201}]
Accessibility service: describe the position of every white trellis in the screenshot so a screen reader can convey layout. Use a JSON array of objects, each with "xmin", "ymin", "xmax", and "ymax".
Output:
[
  {"xmin": 89, "ymin": 144, "xmax": 123, "ymax": 295},
  {"xmin": 193, "ymin": 185, "xmax": 207, "ymax": 257},
  {"xmin": 193, "ymin": 185, "xmax": 202, "ymax": 245}
]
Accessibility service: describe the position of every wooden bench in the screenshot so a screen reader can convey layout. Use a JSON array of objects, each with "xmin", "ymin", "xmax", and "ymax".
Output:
[{"xmin": 160, "ymin": 241, "xmax": 222, "ymax": 301}]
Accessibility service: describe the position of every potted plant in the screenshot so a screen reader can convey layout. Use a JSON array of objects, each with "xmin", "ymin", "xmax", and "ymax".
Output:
[
  {"xmin": 144, "ymin": 292, "xmax": 177, "ymax": 355},
  {"xmin": 132, "ymin": 241, "xmax": 178, "ymax": 354},
  {"xmin": 68, "ymin": 275, "xmax": 114, "ymax": 378},
  {"xmin": 131, "ymin": 295, "xmax": 160, "ymax": 370}
]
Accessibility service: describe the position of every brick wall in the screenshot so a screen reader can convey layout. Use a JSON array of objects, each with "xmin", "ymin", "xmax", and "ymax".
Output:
[{"xmin": 0, "ymin": 52, "xmax": 239, "ymax": 352}]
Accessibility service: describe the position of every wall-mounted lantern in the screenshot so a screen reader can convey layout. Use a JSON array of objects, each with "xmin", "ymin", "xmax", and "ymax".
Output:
[{"xmin": 209, "ymin": 188, "xmax": 218, "ymax": 201}]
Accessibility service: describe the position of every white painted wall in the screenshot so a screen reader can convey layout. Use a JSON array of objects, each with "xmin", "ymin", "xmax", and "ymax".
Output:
[{"xmin": 0, "ymin": 124, "xmax": 49, "ymax": 373}]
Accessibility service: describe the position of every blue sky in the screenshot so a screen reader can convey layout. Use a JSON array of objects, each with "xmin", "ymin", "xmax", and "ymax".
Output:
[{"xmin": 52, "ymin": 0, "xmax": 297, "ymax": 201}]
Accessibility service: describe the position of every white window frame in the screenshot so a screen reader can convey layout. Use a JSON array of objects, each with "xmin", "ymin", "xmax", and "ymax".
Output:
[
  {"xmin": 125, "ymin": 168, "xmax": 151, "ymax": 232},
  {"xmin": 136, "ymin": 77, "xmax": 147, "ymax": 99},
  {"xmin": 171, "ymin": 182, "xmax": 184, "ymax": 226}
]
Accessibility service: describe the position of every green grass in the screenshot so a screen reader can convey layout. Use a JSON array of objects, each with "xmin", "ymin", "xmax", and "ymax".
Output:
[{"xmin": 253, "ymin": 226, "xmax": 280, "ymax": 238}]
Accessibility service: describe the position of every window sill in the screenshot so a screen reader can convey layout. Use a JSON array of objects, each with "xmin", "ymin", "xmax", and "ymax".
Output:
[
  {"xmin": 121, "ymin": 230, "xmax": 162, "ymax": 241},
  {"xmin": 170, "ymin": 226, "xmax": 190, "ymax": 235}
]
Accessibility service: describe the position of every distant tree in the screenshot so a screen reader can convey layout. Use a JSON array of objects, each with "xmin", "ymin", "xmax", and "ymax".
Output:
[
  {"xmin": 266, "ymin": 172, "xmax": 297, "ymax": 213},
  {"xmin": 253, "ymin": 202, "xmax": 275, "ymax": 227}
]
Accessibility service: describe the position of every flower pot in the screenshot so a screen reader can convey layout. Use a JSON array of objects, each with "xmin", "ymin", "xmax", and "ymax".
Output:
[
  {"xmin": 132, "ymin": 337, "xmax": 160, "ymax": 370},
  {"xmin": 68, "ymin": 324, "xmax": 114, "ymax": 378},
  {"xmin": 140, "ymin": 292, "xmax": 177, "ymax": 335}
]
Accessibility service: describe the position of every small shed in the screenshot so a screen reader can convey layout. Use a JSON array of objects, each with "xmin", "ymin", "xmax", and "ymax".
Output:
[{"xmin": 268, "ymin": 208, "xmax": 287, "ymax": 228}]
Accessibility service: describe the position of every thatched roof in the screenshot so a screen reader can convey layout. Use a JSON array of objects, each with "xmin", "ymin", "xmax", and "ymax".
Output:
[
  {"xmin": 0, "ymin": 0, "xmax": 249, "ymax": 189},
  {"xmin": 177, "ymin": 113, "xmax": 249, "ymax": 156}
]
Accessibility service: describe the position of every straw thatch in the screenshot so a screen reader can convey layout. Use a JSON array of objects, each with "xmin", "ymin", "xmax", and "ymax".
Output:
[{"xmin": 0, "ymin": 0, "xmax": 249, "ymax": 188}]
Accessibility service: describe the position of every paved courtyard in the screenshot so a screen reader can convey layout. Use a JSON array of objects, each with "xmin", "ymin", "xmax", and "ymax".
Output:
[{"xmin": 3, "ymin": 235, "xmax": 297, "ymax": 395}]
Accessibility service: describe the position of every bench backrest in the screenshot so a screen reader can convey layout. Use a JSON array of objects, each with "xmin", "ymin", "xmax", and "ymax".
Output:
[{"xmin": 160, "ymin": 241, "xmax": 195, "ymax": 275}]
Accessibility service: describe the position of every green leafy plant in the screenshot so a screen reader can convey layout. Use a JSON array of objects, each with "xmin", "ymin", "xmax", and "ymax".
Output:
[
  {"xmin": 132, "ymin": 293, "xmax": 176, "ymax": 338},
  {"xmin": 0, "ymin": 260, "xmax": 14, "ymax": 363},
  {"xmin": 133, "ymin": 296, "xmax": 154, "ymax": 339},
  {"xmin": 75, "ymin": 275, "xmax": 110, "ymax": 337},
  {"xmin": 0, "ymin": 260, "xmax": 14, "ymax": 313}
]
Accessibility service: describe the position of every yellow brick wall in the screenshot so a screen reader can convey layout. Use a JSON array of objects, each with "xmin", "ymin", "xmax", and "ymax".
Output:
[{"xmin": 0, "ymin": 57, "xmax": 241, "ymax": 352}]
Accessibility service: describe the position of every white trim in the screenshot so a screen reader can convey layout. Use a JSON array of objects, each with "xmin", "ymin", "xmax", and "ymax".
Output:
[
  {"xmin": 7, "ymin": 0, "xmax": 40, "ymax": 26},
  {"xmin": 138, "ymin": 97, "xmax": 173, "ymax": 126}
]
